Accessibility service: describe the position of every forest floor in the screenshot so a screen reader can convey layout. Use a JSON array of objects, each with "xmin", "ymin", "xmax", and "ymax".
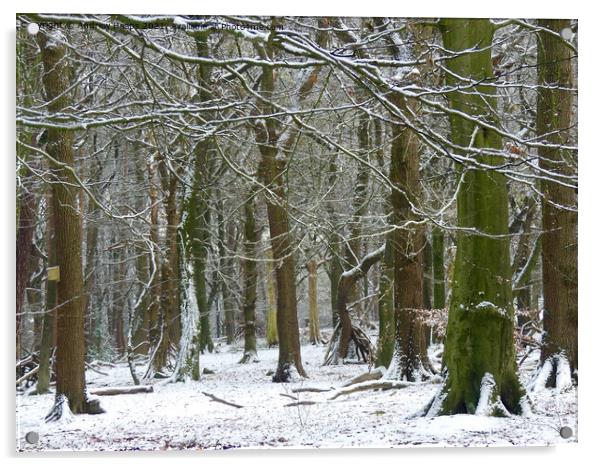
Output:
[{"xmin": 16, "ymin": 338, "xmax": 577, "ymax": 451}]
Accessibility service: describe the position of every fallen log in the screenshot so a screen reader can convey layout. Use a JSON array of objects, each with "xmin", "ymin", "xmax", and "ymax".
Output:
[
  {"xmin": 89, "ymin": 385, "xmax": 153, "ymax": 396},
  {"xmin": 329, "ymin": 380, "xmax": 413, "ymax": 400},
  {"xmin": 291, "ymin": 387, "xmax": 333, "ymax": 393},
  {"xmin": 340, "ymin": 366, "xmax": 386, "ymax": 387},
  {"xmin": 16, "ymin": 365, "xmax": 39, "ymax": 386},
  {"xmin": 284, "ymin": 400, "xmax": 317, "ymax": 408},
  {"xmin": 201, "ymin": 391, "xmax": 244, "ymax": 408}
]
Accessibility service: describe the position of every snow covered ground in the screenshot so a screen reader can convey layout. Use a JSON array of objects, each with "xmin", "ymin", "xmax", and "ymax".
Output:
[{"xmin": 16, "ymin": 340, "xmax": 577, "ymax": 451}]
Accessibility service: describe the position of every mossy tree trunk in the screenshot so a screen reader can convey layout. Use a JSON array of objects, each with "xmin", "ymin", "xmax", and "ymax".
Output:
[
  {"xmin": 265, "ymin": 245, "xmax": 279, "ymax": 347},
  {"xmin": 375, "ymin": 239, "xmax": 394, "ymax": 367},
  {"xmin": 431, "ymin": 18, "xmax": 523, "ymax": 416},
  {"xmin": 535, "ymin": 19, "xmax": 578, "ymax": 387},
  {"xmin": 432, "ymin": 228, "xmax": 446, "ymax": 310},
  {"xmin": 188, "ymin": 33, "xmax": 214, "ymax": 363}
]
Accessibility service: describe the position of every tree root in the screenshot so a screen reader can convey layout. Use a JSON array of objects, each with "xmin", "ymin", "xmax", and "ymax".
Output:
[
  {"xmin": 528, "ymin": 353, "xmax": 574, "ymax": 392},
  {"xmin": 238, "ymin": 350, "xmax": 259, "ymax": 364},
  {"xmin": 323, "ymin": 322, "xmax": 374, "ymax": 365}
]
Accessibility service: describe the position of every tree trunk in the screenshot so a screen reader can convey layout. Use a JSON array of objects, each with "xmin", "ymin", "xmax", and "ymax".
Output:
[
  {"xmin": 188, "ymin": 33, "xmax": 214, "ymax": 358},
  {"xmin": 16, "ymin": 164, "xmax": 36, "ymax": 360},
  {"xmin": 222, "ymin": 222, "xmax": 237, "ymax": 345},
  {"xmin": 255, "ymin": 39, "xmax": 305, "ymax": 381},
  {"xmin": 307, "ymin": 259, "xmax": 321, "ymax": 345},
  {"xmin": 265, "ymin": 245, "xmax": 279, "ymax": 347},
  {"xmin": 432, "ymin": 228, "xmax": 446, "ymax": 310},
  {"xmin": 240, "ymin": 191, "xmax": 259, "ymax": 363},
  {"xmin": 536, "ymin": 19, "xmax": 578, "ymax": 387},
  {"xmin": 36, "ymin": 200, "xmax": 56, "ymax": 394},
  {"xmin": 376, "ymin": 240, "xmax": 395, "ymax": 367},
  {"xmin": 431, "ymin": 19, "xmax": 523, "ymax": 416},
  {"xmin": 387, "ymin": 93, "xmax": 431, "ymax": 381},
  {"xmin": 147, "ymin": 159, "xmax": 164, "ymax": 375},
  {"xmin": 38, "ymin": 30, "xmax": 97, "ymax": 415}
]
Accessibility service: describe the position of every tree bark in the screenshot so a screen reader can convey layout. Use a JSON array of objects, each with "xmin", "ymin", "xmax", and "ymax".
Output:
[
  {"xmin": 387, "ymin": 93, "xmax": 431, "ymax": 381},
  {"xmin": 432, "ymin": 18, "xmax": 523, "ymax": 416},
  {"xmin": 255, "ymin": 36, "xmax": 305, "ymax": 381},
  {"xmin": 240, "ymin": 190, "xmax": 259, "ymax": 363},
  {"xmin": 536, "ymin": 19, "xmax": 578, "ymax": 385},
  {"xmin": 36, "ymin": 199, "xmax": 56, "ymax": 394},
  {"xmin": 38, "ymin": 30, "xmax": 95, "ymax": 414},
  {"xmin": 307, "ymin": 259, "xmax": 321, "ymax": 345}
]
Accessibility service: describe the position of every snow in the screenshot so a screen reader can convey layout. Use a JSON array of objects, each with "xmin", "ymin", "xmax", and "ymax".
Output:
[
  {"xmin": 173, "ymin": 16, "xmax": 187, "ymax": 27},
  {"xmin": 16, "ymin": 341, "xmax": 577, "ymax": 451}
]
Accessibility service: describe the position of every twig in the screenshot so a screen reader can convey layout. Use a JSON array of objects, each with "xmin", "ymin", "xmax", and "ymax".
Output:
[{"xmin": 201, "ymin": 391, "xmax": 244, "ymax": 408}]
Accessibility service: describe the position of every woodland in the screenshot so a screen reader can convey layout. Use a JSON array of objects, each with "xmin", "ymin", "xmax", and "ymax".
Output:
[{"xmin": 15, "ymin": 15, "xmax": 577, "ymax": 450}]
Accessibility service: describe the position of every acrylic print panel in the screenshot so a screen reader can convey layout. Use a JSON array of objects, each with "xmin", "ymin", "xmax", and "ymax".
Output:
[{"xmin": 15, "ymin": 14, "xmax": 578, "ymax": 451}]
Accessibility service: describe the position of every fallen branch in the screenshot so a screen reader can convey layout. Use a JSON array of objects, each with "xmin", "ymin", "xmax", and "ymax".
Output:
[
  {"xmin": 284, "ymin": 400, "xmax": 317, "ymax": 408},
  {"xmin": 86, "ymin": 362, "xmax": 109, "ymax": 376},
  {"xmin": 341, "ymin": 366, "xmax": 386, "ymax": 387},
  {"xmin": 16, "ymin": 365, "xmax": 39, "ymax": 385},
  {"xmin": 329, "ymin": 380, "xmax": 414, "ymax": 400},
  {"xmin": 291, "ymin": 387, "xmax": 333, "ymax": 393},
  {"xmin": 89, "ymin": 385, "xmax": 153, "ymax": 396},
  {"xmin": 280, "ymin": 393, "xmax": 297, "ymax": 400},
  {"xmin": 201, "ymin": 391, "xmax": 244, "ymax": 408}
]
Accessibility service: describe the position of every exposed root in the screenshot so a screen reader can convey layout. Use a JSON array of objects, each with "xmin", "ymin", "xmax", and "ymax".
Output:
[
  {"xmin": 528, "ymin": 353, "xmax": 574, "ymax": 393},
  {"xmin": 475, "ymin": 373, "xmax": 511, "ymax": 417},
  {"xmin": 323, "ymin": 322, "xmax": 374, "ymax": 365},
  {"xmin": 238, "ymin": 350, "xmax": 259, "ymax": 364},
  {"xmin": 45, "ymin": 394, "xmax": 73, "ymax": 423},
  {"xmin": 44, "ymin": 393, "xmax": 105, "ymax": 423}
]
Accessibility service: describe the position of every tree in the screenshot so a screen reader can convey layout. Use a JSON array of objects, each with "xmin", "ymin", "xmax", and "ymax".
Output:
[
  {"xmin": 387, "ymin": 93, "xmax": 432, "ymax": 381},
  {"xmin": 38, "ymin": 29, "xmax": 102, "ymax": 418},
  {"xmin": 240, "ymin": 189, "xmax": 259, "ymax": 363},
  {"xmin": 254, "ymin": 32, "xmax": 306, "ymax": 381},
  {"xmin": 534, "ymin": 19, "xmax": 578, "ymax": 389},
  {"xmin": 428, "ymin": 18, "xmax": 524, "ymax": 416}
]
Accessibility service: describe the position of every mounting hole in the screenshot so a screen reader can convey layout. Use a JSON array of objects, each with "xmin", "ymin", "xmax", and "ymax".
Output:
[
  {"xmin": 560, "ymin": 28, "xmax": 573, "ymax": 40},
  {"xmin": 559, "ymin": 426, "xmax": 573, "ymax": 439},
  {"xmin": 26, "ymin": 23, "xmax": 39, "ymax": 36},
  {"xmin": 25, "ymin": 431, "xmax": 39, "ymax": 444}
]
